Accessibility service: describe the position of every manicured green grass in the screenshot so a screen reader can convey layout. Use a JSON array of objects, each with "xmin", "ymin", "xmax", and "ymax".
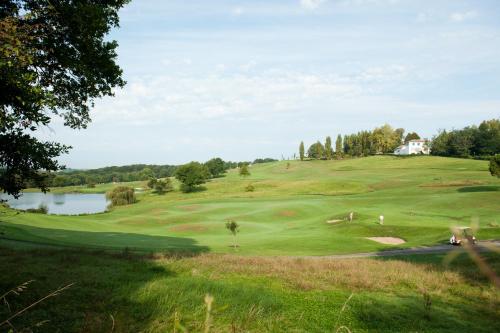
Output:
[
  {"xmin": 1, "ymin": 156, "xmax": 499, "ymax": 255},
  {"xmin": 0, "ymin": 248, "xmax": 498, "ymax": 332}
]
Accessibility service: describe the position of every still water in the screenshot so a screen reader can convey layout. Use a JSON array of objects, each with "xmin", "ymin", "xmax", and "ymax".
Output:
[{"xmin": 1, "ymin": 192, "xmax": 109, "ymax": 215}]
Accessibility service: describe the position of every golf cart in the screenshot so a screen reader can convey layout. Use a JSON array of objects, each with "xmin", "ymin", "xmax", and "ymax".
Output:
[{"xmin": 449, "ymin": 227, "xmax": 477, "ymax": 246}]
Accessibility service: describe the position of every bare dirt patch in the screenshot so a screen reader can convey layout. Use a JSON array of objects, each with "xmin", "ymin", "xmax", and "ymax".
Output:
[
  {"xmin": 278, "ymin": 210, "xmax": 297, "ymax": 217},
  {"xmin": 366, "ymin": 237, "xmax": 406, "ymax": 245},
  {"xmin": 178, "ymin": 205, "xmax": 202, "ymax": 211},
  {"xmin": 169, "ymin": 224, "xmax": 208, "ymax": 233}
]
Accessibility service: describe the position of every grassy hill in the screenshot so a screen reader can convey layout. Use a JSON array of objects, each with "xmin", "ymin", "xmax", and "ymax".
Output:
[
  {"xmin": 1, "ymin": 156, "xmax": 499, "ymax": 255},
  {"xmin": 1, "ymin": 156, "xmax": 499, "ymax": 332}
]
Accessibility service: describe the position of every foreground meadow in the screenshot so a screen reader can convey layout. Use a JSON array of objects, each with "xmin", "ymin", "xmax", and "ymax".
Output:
[
  {"xmin": 1, "ymin": 156, "xmax": 499, "ymax": 255},
  {"xmin": 0, "ymin": 248, "xmax": 499, "ymax": 332}
]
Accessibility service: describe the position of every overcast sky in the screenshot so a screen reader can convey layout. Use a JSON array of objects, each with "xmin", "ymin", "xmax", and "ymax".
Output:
[{"xmin": 41, "ymin": 0, "xmax": 500, "ymax": 168}]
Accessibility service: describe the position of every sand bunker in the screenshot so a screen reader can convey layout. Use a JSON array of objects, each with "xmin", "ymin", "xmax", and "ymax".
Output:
[
  {"xmin": 326, "ymin": 219, "xmax": 343, "ymax": 224},
  {"xmin": 366, "ymin": 237, "xmax": 406, "ymax": 245}
]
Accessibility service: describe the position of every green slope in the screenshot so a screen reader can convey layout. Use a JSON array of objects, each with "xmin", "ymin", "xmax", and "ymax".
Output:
[{"xmin": 1, "ymin": 156, "xmax": 499, "ymax": 255}]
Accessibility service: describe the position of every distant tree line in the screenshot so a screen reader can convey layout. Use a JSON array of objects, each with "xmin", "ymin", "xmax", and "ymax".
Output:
[
  {"xmin": 30, "ymin": 157, "xmax": 278, "ymax": 189},
  {"xmin": 430, "ymin": 119, "xmax": 500, "ymax": 158},
  {"xmin": 300, "ymin": 124, "xmax": 409, "ymax": 159},
  {"xmin": 27, "ymin": 164, "xmax": 178, "ymax": 189},
  {"xmin": 299, "ymin": 119, "xmax": 499, "ymax": 160}
]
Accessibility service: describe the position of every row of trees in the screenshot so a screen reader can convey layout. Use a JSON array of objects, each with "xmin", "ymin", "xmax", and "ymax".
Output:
[
  {"xmin": 174, "ymin": 159, "xmax": 253, "ymax": 193},
  {"xmin": 28, "ymin": 157, "xmax": 275, "ymax": 189},
  {"xmin": 31, "ymin": 164, "xmax": 178, "ymax": 188},
  {"xmin": 300, "ymin": 124, "xmax": 417, "ymax": 159},
  {"xmin": 430, "ymin": 119, "xmax": 500, "ymax": 158},
  {"xmin": 299, "ymin": 119, "xmax": 499, "ymax": 160}
]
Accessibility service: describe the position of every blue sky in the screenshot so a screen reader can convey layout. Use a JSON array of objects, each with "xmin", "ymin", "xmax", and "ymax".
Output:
[{"xmin": 42, "ymin": 0, "xmax": 500, "ymax": 168}]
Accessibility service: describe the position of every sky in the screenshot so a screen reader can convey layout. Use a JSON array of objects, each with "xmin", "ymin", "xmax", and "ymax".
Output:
[{"xmin": 40, "ymin": 0, "xmax": 500, "ymax": 168}]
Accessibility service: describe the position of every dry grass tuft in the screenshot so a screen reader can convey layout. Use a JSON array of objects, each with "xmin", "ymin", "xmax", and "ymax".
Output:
[
  {"xmin": 420, "ymin": 179, "xmax": 484, "ymax": 188},
  {"xmin": 178, "ymin": 254, "xmax": 484, "ymax": 295},
  {"xmin": 169, "ymin": 224, "xmax": 208, "ymax": 233}
]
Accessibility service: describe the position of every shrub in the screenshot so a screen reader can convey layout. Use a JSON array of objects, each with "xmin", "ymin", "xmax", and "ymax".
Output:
[
  {"xmin": 490, "ymin": 154, "xmax": 500, "ymax": 177},
  {"xmin": 154, "ymin": 178, "xmax": 173, "ymax": 194},
  {"xmin": 26, "ymin": 203, "xmax": 48, "ymax": 214},
  {"xmin": 245, "ymin": 184, "xmax": 255, "ymax": 192},
  {"xmin": 106, "ymin": 186, "xmax": 136, "ymax": 206}
]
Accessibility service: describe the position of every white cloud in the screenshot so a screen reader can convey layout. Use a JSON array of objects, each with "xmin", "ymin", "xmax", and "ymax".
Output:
[
  {"xmin": 92, "ymin": 71, "xmax": 363, "ymax": 125},
  {"xmin": 450, "ymin": 10, "xmax": 478, "ymax": 22},
  {"xmin": 300, "ymin": 0, "xmax": 326, "ymax": 10}
]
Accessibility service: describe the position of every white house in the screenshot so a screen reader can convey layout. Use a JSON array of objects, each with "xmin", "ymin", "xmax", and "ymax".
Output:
[{"xmin": 394, "ymin": 139, "xmax": 430, "ymax": 155}]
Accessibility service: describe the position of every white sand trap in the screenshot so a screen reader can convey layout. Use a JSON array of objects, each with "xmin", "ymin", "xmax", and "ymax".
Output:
[
  {"xmin": 326, "ymin": 219, "xmax": 343, "ymax": 224},
  {"xmin": 366, "ymin": 237, "xmax": 406, "ymax": 245}
]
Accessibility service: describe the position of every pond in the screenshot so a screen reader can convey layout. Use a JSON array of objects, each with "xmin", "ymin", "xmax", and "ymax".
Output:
[{"xmin": 0, "ymin": 192, "xmax": 109, "ymax": 215}]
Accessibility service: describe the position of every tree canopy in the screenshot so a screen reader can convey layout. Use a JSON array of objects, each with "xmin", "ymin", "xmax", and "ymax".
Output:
[
  {"xmin": 239, "ymin": 164, "xmax": 250, "ymax": 177},
  {"xmin": 204, "ymin": 157, "xmax": 227, "ymax": 178},
  {"xmin": 489, "ymin": 155, "xmax": 500, "ymax": 178},
  {"xmin": 299, "ymin": 141, "xmax": 305, "ymax": 161},
  {"xmin": 431, "ymin": 119, "xmax": 500, "ymax": 158},
  {"xmin": 307, "ymin": 141, "xmax": 324, "ymax": 159},
  {"xmin": 106, "ymin": 186, "xmax": 136, "ymax": 206},
  {"xmin": 175, "ymin": 162, "xmax": 209, "ymax": 193},
  {"xmin": 325, "ymin": 136, "xmax": 333, "ymax": 160},
  {"xmin": 404, "ymin": 132, "xmax": 421, "ymax": 143},
  {"xmin": 1, "ymin": 0, "xmax": 128, "ymax": 197}
]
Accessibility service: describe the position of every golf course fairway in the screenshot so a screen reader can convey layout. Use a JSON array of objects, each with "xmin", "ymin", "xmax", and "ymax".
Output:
[{"xmin": 1, "ymin": 156, "xmax": 499, "ymax": 255}]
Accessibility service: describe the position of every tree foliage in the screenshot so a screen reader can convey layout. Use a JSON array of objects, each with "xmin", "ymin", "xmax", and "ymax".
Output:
[
  {"xmin": 175, "ymin": 162, "xmax": 209, "ymax": 193},
  {"xmin": 239, "ymin": 164, "xmax": 250, "ymax": 177},
  {"xmin": 490, "ymin": 155, "xmax": 500, "ymax": 178},
  {"xmin": 147, "ymin": 177, "xmax": 157, "ymax": 189},
  {"xmin": 204, "ymin": 157, "xmax": 227, "ymax": 178},
  {"xmin": 335, "ymin": 135, "xmax": 343, "ymax": 157},
  {"xmin": 307, "ymin": 141, "xmax": 324, "ymax": 159},
  {"xmin": 404, "ymin": 132, "xmax": 421, "ymax": 143},
  {"xmin": 0, "ymin": 0, "xmax": 128, "ymax": 197},
  {"xmin": 299, "ymin": 141, "xmax": 305, "ymax": 161},
  {"xmin": 225, "ymin": 219, "xmax": 240, "ymax": 249},
  {"xmin": 431, "ymin": 119, "xmax": 500, "ymax": 158},
  {"xmin": 154, "ymin": 178, "xmax": 173, "ymax": 194},
  {"xmin": 325, "ymin": 136, "xmax": 333, "ymax": 160},
  {"xmin": 106, "ymin": 186, "xmax": 136, "ymax": 206}
]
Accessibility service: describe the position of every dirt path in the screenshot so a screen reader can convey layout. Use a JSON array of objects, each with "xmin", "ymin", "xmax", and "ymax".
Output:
[{"xmin": 315, "ymin": 241, "xmax": 500, "ymax": 259}]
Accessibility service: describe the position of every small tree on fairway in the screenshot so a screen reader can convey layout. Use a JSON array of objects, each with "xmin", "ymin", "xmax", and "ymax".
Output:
[
  {"xmin": 490, "ymin": 154, "xmax": 500, "ymax": 177},
  {"xmin": 239, "ymin": 164, "xmax": 250, "ymax": 177},
  {"xmin": 225, "ymin": 220, "xmax": 239, "ymax": 249},
  {"xmin": 299, "ymin": 141, "xmax": 305, "ymax": 161}
]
